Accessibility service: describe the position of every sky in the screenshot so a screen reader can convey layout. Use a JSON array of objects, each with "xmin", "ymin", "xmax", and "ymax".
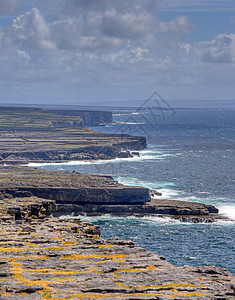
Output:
[{"xmin": 0, "ymin": 0, "xmax": 234, "ymax": 105}]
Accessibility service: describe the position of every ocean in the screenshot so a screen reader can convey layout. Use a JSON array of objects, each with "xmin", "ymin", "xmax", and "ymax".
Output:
[{"xmin": 32, "ymin": 108, "xmax": 235, "ymax": 275}]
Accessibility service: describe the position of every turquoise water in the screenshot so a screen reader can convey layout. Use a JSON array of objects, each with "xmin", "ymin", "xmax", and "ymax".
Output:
[{"xmin": 32, "ymin": 109, "xmax": 235, "ymax": 274}]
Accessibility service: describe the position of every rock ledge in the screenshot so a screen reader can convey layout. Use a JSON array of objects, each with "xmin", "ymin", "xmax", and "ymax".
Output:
[{"xmin": 0, "ymin": 206, "xmax": 234, "ymax": 299}]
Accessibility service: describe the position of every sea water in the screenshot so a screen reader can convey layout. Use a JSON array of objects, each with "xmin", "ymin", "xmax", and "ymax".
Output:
[{"xmin": 31, "ymin": 109, "xmax": 235, "ymax": 274}]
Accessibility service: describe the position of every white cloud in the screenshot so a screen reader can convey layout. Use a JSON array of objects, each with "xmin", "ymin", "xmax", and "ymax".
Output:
[
  {"xmin": 157, "ymin": 16, "xmax": 195, "ymax": 36},
  {"xmin": 0, "ymin": 1, "xmax": 234, "ymax": 102},
  {"xmin": 197, "ymin": 33, "xmax": 235, "ymax": 63},
  {"xmin": 8, "ymin": 8, "xmax": 56, "ymax": 51},
  {"xmin": 100, "ymin": 10, "xmax": 154, "ymax": 39},
  {"xmin": 51, "ymin": 16, "xmax": 122, "ymax": 50}
]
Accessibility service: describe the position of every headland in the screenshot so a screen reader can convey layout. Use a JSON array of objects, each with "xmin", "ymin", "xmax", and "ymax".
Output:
[{"xmin": 0, "ymin": 106, "xmax": 234, "ymax": 298}]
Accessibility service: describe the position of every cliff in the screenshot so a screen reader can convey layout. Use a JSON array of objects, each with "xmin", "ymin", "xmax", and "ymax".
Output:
[
  {"xmin": 43, "ymin": 109, "xmax": 113, "ymax": 125},
  {"xmin": 0, "ymin": 202, "xmax": 234, "ymax": 299},
  {"xmin": 0, "ymin": 166, "xmax": 151, "ymax": 206},
  {"xmin": 0, "ymin": 106, "xmax": 145, "ymax": 164},
  {"xmin": 0, "ymin": 106, "xmax": 112, "ymax": 126},
  {"xmin": 0, "ymin": 166, "xmax": 221, "ymax": 221}
]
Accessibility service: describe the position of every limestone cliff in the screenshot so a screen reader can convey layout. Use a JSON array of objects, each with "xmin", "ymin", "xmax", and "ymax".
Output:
[
  {"xmin": 43, "ymin": 109, "xmax": 113, "ymax": 125},
  {"xmin": 0, "ymin": 201, "xmax": 234, "ymax": 299}
]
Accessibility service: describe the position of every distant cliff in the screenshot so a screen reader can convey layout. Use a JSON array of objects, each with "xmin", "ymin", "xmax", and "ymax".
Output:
[
  {"xmin": 43, "ymin": 109, "xmax": 113, "ymax": 125},
  {"xmin": 0, "ymin": 106, "xmax": 112, "ymax": 126}
]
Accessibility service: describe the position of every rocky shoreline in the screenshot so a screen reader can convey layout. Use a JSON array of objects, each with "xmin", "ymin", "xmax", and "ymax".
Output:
[
  {"xmin": 0, "ymin": 106, "xmax": 234, "ymax": 298},
  {"xmin": 0, "ymin": 106, "xmax": 224, "ymax": 222},
  {"xmin": 0, "ymin": 166, "xmax": 222, "ymax": 223},
  {"xmin": 0, "ymin": 106, "xmax": 146, "ymax": 164},
  {"xmin": 0, "ymin": 200, "xmax": 234, "ymax": 299}
]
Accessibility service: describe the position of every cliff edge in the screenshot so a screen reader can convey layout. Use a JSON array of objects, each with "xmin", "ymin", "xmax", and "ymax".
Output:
[{"xmin": 0, "ymin": 204, "xmax": 234, "ymax": 299}]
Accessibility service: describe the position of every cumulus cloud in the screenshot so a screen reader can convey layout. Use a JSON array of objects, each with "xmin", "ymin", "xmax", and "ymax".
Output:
[
  {"xmin": 0, "ymin": 0, "xmax": 234, "ymax": 102},
  {"xmin": 157, "ymin": 16, "xmax": 196, "ymax": 36},
  {"xmin": 197, "ymin": 33, "xmax": 235, "ymax": 63},
  {"xmin": 6, "ymin": 8, "xmax": 56, "ymax": 51},
  {"xmin": 0, "ymin": 0, "xmax": 19, "ymax": 15},
  {"xmin": 51, "ymin": 16, "xmax": 122, "ymax": 50},
  {"xmin": 15, "ymin": 1, "xmax": 193, "ymax": 52},
  {"xmin": 51, "ymin": 5, "xmax": 194, "ymax": 51},
  {"xmin": 100, "ymin": 10, "xmax": 154, "ymax": 39}
]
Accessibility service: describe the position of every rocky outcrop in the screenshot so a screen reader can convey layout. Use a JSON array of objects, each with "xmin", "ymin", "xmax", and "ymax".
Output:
[
  {"xmin": 0, "ymin": 167, "xmax": 222, "ymax": 222},
  {"xmin": 2, "ymin": 186, "xmax": 150, "ymax": 206},
  {"xmin": 0, "ymin": 166, "xmax": 151, "ymax": 206},
  {"xmin": 0, "ymin": 205, "xmax": 234, "ymax": 299},
  {"xmin": 146, "ymin": 199, "xmax": 219, "ymax": 215},
  {"xmin": 51, "ymin": 201, "xmax": 220, "ymax": 223}
]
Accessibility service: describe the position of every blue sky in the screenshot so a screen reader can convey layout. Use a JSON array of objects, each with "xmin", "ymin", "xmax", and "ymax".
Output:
[{"xmin": 0, "ymin": 0, "xmax": 234, "ymax": 105}]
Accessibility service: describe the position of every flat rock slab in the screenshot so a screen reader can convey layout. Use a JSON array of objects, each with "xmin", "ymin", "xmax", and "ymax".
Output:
[
  {"xmin": 0, "ymin": 166, "xmax": 151, "ymax": 206},
  {"xmin": 0, "ymin": 216, "xmax": 234, "ymax": 299},
  {"xmin": 146, "ymin": 199, "xmax": 219, "ymax": 215}
]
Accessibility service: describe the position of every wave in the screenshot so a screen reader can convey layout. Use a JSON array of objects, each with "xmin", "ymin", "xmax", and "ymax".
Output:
[
  {"xmin": 115, "ymin": 122, "xmax": 145, "ymax": 125},
  {"xmin": 28, "ymin": 149, "xmax": 175, "ymax": 167},
  {"xmin": 113, "ymin": 113, "xmax": 132, "ymax": 116},
  {"xmin": 60, "ymin": 214, "xmax": 181, "ymax": 225},
  {"xmin": 60, "ymin": 213, "xmax": 235, "ymax": 227},
  {"xmin": 116, "ymin": 175, "xmax": 184, "ymax": 199},
  {"xmin": 116, "ymin": 176, "xmax": 176, "ymax": 189},
  {"xmin": 116, "ymin": 176, "xmax": 180, "ymax": 199},
  {"xmin": 218, "ymin": 205, "xmax": 235, "ymax": 221}
]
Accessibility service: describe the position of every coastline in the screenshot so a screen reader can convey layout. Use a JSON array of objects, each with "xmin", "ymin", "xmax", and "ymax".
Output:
[
  {"xmin": 0, "ymin": 201, "xmax": 234, "ymax": 299},
  {"xmin": 0, "ymin": 165, "xmax": 222, "ymax": 223},
  {"xmin": 0, "ymin": 105, "xmax": 223, "ymax": 220},
  {"xmin": 0, "ymin": 106, "xmax": 234, "ymax": 298}
]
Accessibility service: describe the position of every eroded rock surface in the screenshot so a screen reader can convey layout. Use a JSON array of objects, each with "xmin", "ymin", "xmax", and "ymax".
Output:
[
  {"xmin": 0, "ymin": 167, "xmax": 221, "ymax": 222},
  {"xmin": 0, "ymin": 106, "xmax": 146, "ymax": 164},
  {"xmin": 0, "ymin": 206, "xmax": 234, "ymax": 299},
  {"xmin": 0, "ymin": 166, "xmax": 151, "ymax": 206}
]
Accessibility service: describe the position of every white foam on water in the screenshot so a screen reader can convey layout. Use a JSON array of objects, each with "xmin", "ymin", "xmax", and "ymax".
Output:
[
  {"xmin": 116, "ymin": 122, "xmax": 145, "ymax": 125},
  {"xmin": 116, "ymin": 176, "xmax": 181, "ymax": 199},
  {"xmin": 218, "ymin": 206, "xmax": 235, "ymax": 221},
  {"xmin": 60, "ymin": 213, "xmax": 235, "ymax": 227},
  {"xmin": 154, "ymin": 188, "xmax": 182, "ymax": 199},
  {"xmin": 141, "ymin": 215, "xmax": 181, "ymax": 224},
  {"xmin": 60, "ymin": 213, "xmax": 181, "ymax": 225},
  {"xmin": 116, "ymin": 176, "xmax": 176, "ymax": 189},
  {"xmin": 113, "ymin": 113, "xmax": 133, "ymax": 116},
  {"xmin": 28, "ymin": 149, "xmax": 175, "ymax": 167},
  {"xmin": 60, "ymin": 214, "xmax": 113, "ymax": 223}
]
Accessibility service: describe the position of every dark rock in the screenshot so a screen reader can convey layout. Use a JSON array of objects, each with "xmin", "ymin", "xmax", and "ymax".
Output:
[
  {"xmin": 7, "ymin": 207, "xmax": 22, "ymax": 220},
  {"xmin": 132, "ymin": 151, "xmax": 140, "ymax": 156}
]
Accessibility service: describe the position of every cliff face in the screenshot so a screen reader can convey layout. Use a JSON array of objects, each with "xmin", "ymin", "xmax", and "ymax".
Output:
[
  {"xmin": 0, "ymin": 166, "xmax": 221, "ymax": 221},
  {"xmin": 43, "ymin": 109, "xmax": 113, "ymax": 125},
  {"xmin": 0, "ymin": 106, "xmax": 112, "ymax": 126},
  {"xmin": 0, "ymin": 106, "xmax": 145, "ymax": 164},
  {"xmin": 0, "ymin": 134, "xmax": 146, "ymax": 163},
  {"xmin": 0, "ymin": 167, "xmax": 151, "ymax": 206},
  {"xmin": 2, "ymin": 186, "xmax": 150, "ymax": 206}
]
